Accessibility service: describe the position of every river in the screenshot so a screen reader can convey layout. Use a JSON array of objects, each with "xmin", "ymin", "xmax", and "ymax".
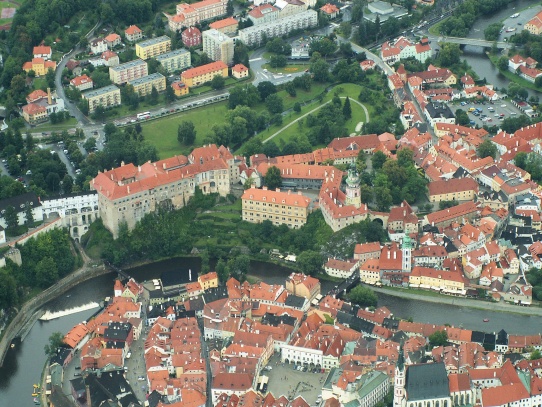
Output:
[
  {"xmin": 1, "ymin": 257, "xmax": 542, "ymax": 405},
  {"xmin": 458, "ymin": 0, "xmax": 542, "ymax": 96}
]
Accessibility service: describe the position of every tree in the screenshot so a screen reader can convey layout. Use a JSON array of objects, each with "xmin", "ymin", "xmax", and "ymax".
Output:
[
  {"xmin": 25, "ymin": 132, "xmax": 35, "ymax": 152},
  {"xmin": 25, "ymin": 202, "xmax": 34, "ymax": 227},
  {"xmin": 455, "ymin": 109, "xmax": 470, "ymax": 126},
  {"xmin": 497, "ymin": 56, "xmax": 509, "ymax": 71},
  {"xmin": 265, "ymin": 93, "xmax": 284, "ymax": 114},
  {"xmin": 285, "ymin": 82, "xmax": 296, "ymax": 97},
  {"xmin": 257, "ymin": 81, "xmax": 277, "ymax": 101},
  {"xmin": 44, "ymin": 332, "xmax": 65, "ymax": 357},
  {"xmin": 372, "ymin": 151, "xmax": 387, "ymax": 170},
  {"xmin": 92, "ymin": 105, "xmax": 107, "ymax": 123},
  {"xmin": 310, "ymin": 58, "xmax": 330, "ymax": 82},
  {"xmin": 35, "ymin": 257, "xmax": 59, "ymax": 288},
  {"xmin": 149, "ymin": 86, "xmax": 159, "ymax": 105},
  {"xmin": 83, "ymin": 138, "xmax": 97, "ymax": 151},
  {"xmin": 484, "ymin": 23, "xmax": 503, "ymax": 41},
  {"xmin": 210, "ymin": 74, "xmax": 226, "ymax": 90},
  {"xmin": 342, "ymin": 96, "xmax": 352, "ymax": 120},
  {"xmin": 62, "ymin": 174, "xmax": 73, "ymax": 194},
  {"xmin": 264, "ymin": 166, "xmax": 282, "ymax": 190},
  {"xmin": 216, "ymin": 258, "xmax": 228, "ymax": 282},
  {"xmin": 4, "ymin": 205, "xmax": 18, "ymax": 231},
  {"xmin": 536, "ymin": 76, "xmax": 542, "ymax": 89},
  {"xmin": 269, "ymin": 55, "xmax": 287, "ymax": 68},
  {"xmin": 293, "ymin": 102, "xmax": 302, "ymax": 113},
  {"xmin": 177, "ymin": 121, "xmax": 197, "ymax": 145},
  {"xmin": 515, "ymin": 151, "xmax": 528, "ymax": 169},
  {"xmin": 297, "ymin": 251, "xmax": 323, "ymax": 276},
  {"xmin": 531, "ymin": 349, "xmax": 542, "ymax": 360},
  {"xmin": 227, "ymin": 0, "xmax": 233, "ymax": 15},
  {"xmin": 165, "ymin": 85, "xmax": 176, "ymax": 103},
  {"xmin": 429, "ymin": 330, "xmax": 448, "ymax": 347},
  {"xmin": 348, "ymin": 285, "xmax": 378, "ymax": 307},
  {"xmin": 477, "ymin": 139, "xmax": 497, "ymax": 159},
  {"xmin": 439, "ymin": 200, "xmax": 459, "ymax": 210}
]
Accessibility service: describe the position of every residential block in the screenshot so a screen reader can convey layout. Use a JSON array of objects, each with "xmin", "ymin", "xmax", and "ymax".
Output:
[{"xmin": 135, "ymin": 36, "xmax": 171, "ymax": 60}]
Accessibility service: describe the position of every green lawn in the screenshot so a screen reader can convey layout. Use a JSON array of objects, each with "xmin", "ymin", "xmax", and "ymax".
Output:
[
  {"xmin": 32, "ymin": 77, "xmax": 48, "ymax": 91},
  {"xmin": 251, "ymin": 83, "xmax": 368, "ymax": 147},
  {"xmin": 141, "ymin": 101, "xmax": 230, "ymax": 158},
  {"xmin": 33, "ymin": 118, "xmax": 78, "ymax": 132},
  {"xmin": 428, "ymin": 18, "xmax": 447, "ymax": 36}
]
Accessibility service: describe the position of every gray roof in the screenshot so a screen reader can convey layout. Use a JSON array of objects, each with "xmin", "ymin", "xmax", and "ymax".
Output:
[
  {"xmin": 0, "ymin": 191, "xmax": 41, "ymax": 213},
  {"xmin": 109, "ymin": 58, "xmax": 146, "ymax": 72},
  {"xmin": 128, "ymin": 72, "xmax": 165, "ymax": 87},
  {"xmin": 284, "ymin": 294, "xmax": 306, "ymax": 309},
  {"xmin": 426, "ymin": 103, "xmax": 454, "ymax": 119},
  {"xmin": 83, "ymin": 85, "xmax": 119, "ymax": 98},
  {"xmin": 136, "ymin": 35, "xmax": 171, "ymax": 48},
  {"xmin": 155, "ymin": 48, "xmax": 190, "ymax": 61},
  {"xmin": 405, "ymin": 363, "xmax": 449, "ymax": 401}
]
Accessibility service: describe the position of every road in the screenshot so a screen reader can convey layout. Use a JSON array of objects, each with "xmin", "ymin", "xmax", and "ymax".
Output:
[
  {"xmin": 54, "ymin": 19, "xmax": 102, "ymax": 126},
  {"xmin": 263, "ymin": 97, "xmax": 370, "ymax": 143}
]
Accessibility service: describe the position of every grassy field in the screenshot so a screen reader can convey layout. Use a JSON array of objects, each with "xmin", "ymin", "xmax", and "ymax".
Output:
[
  {"xmin": 141, "ymin": 101, "xmax": 230, "ymax": 158},
  {"xmin": 33, "ymin": 118, "xmax": 78, "ymax": 132},
  {"xmin": 32, "ymin": 78, "xmax": 47, "ymax": 91},
  {"xmin": 251, "ymin": 83, "xmax": 368, "ymax": 147},
  {"xmin": 141, "ymin": 82, "xmax": 329, "ymax": 158}
]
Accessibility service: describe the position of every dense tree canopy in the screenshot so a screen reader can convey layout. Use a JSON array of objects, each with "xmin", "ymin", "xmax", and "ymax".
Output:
[{"xmin": 348, "ymin": 285, "xmax": 378, "ymax": 307}]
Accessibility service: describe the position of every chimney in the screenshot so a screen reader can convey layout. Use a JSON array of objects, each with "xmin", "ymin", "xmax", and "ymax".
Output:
[{"xmin": 47, "ymin": 87, "xmax": 52, "ymax": 105}]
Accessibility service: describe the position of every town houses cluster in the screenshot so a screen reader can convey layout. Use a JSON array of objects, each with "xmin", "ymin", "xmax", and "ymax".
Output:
[{"xmin": 49, "ymin": 266, "xmax": 542, "ymax": 407}]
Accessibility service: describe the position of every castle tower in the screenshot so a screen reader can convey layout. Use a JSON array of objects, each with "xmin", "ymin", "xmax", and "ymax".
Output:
[
  {"xmin": 344, "ymin": 164, "xmax": 361, "ymax": 208},
  {"xmin": 402, "ymin": 236, "xmax": 412, "ymax": 273},
  {"xmin": 394, "ymin": 342, "xmax": 406, "ymax": 407}
]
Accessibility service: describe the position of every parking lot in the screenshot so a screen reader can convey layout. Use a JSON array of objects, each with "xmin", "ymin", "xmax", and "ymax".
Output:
[
  {"xmin": 450, "ymin": 99, "xmax": 524, "ymax": 129},
  {"xmin": 264, "ymin": 354, "xmax": 325, "ymax": 405}
]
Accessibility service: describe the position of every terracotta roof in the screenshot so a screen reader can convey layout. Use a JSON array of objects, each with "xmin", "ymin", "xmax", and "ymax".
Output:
[
  {"xmin": 232, "ymin": 63, "xmax": 248, "ymax": 73},
  {"xmin": 428, "ymin": 178, "xmax": 478, "ymax": 197},
  {"xmin": 105, "ymin": 33, "xmax": 121, "ymax": 42},
  {"xmin": 33, "ymin": 45, "xmax": 51, "ymax": 55},
  {"xmin": 320, "ymin": 3, "xmax": 339, "ymax": 14},
  {"xmin": 425, "ymin": 201, "xmax": 478, "ymax": 226},
  {"xmin": 125, "ymin": 25, "xmax": 142, "ymax": 35},
  {"xmin": 22, "ymin": 103, "xmax": 46, "ymax": 115},
  {"xmin": 70, "ymin": 74, "xmax": 93, "ymax": 87},
  {"xmin": 209, "ymin": 17, "xmax": 238, "ymax": 29},
  {"xmin": 325, "ymin": 258, "xmax": 356, "ymax": 271},
  {"xmin": 26, "ymin": 89, "xmax": 48, "ymax": 102},
  {"xmin": 242, "ymin": 186, "xmax": 310, "ymax": 208},
  {"xmin": 355, "ymin": 242, "xmax": 381, "ymax": 255},
  {"xmin": 249, "ymin": 3, "xmax": 279, "ymax": 18},
  {"xmin": 181, "ymin": 61, "xmax": 227, "ymax": 79},
  {"xmin": 481, "ymin": 383, "xmax": 530, "ymax": 406},
  {"xmin": 182, "ymin": 26, "xmax": 201, "ymax": 37}
]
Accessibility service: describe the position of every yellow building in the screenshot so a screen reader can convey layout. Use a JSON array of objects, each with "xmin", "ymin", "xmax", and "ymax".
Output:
[
  {"xmin": 135, "ymin": 36, "xmax": 171, "ymax": 60},
  {"xmin": 428, "ymin": 178, "xmax": 479, "ymax": 202},
  {"xmin": 409, "ymin": 266, "xmax": 466, "ymax": 294},
  {"xmin": 172, "ymin": 81, "xmax": 189, "ymax": 97},
  {"xmin": 241, "ymin": 186, "xmax": 311, "ymax": 229},
  {"xmin": 525, "ymin": 11, "xmax": 542, "ymax": 35},
  {"xmin": 82, "ymin": 85, "xmax": 122, "ymax": 113},
  {"xmin": 22, "ymin": 58, "xmax": 56, "ymax": 76},
  {"xmin": 198, "ymin": 271, "xmax": 219, "ymax": 289},
  {"xmin": 180, "ymin": 60, "xmax": 228, "ymax": 87},
  {"xmin": 232, "ymin": 63, "xmax": 249, "ymax": 79},
  {"xmin": 285, "ymin": 272, "xmax": 320, "ymax": 301},
  {"xmin": 128, "ymin": 73, "xmax": 166, "ymax": 97},
  {"xmin": 22, "ymin": 104, "xmax": 47, "ymax": 124}
]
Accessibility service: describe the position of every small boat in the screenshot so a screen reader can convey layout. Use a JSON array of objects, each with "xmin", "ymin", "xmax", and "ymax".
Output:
[
  {"xmin": 32, "ymin": 393, "xmax": 39, "ymax": 397},
  {"xmin": 10, "ymin": 344, "xmax": 14, "ymax": 348},
  {"xmin": 483, "ymin": 318, "xmax": 489, "ymax": 322},
  {"xmin": 33, "ymin": 384, "xmax": 39, "ymax": 388}
]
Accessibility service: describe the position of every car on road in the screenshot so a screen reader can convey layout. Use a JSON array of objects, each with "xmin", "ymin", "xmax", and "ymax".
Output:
[{"xmin": 138, "ymin": 376, "xmax": 146, "ymax": 381}]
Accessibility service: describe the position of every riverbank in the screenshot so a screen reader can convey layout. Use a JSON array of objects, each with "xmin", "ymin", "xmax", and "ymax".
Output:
[
  {"xmin": 487, "ymin": 53, "xmax": 542, "ymax": 93},
  {"xmin": 372, "ymin": 285, "xmax": 542, "ymax": 316},
  {"xmin": 0, "ymin": 261, "xmax": 109, "ymax": 368}
]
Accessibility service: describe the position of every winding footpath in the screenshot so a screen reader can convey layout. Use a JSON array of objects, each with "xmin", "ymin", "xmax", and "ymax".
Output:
[{"xmin": 263, "ymin": 97, "xmax": 370, "ymax": 143}]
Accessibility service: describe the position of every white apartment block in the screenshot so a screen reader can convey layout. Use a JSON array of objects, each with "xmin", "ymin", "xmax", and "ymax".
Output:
[
  {"xmin": 109, "ymin": 59, "xmax": 148, "ymax": 85},
  {"xmin": 155, "ymin": 49, "xmax": 191, "ymax": 73},
  {"xmin": 82, "ymin": 85, "xmax": 121, "ymax": 113},
  {"xmin": 239, "ymin": 10, "xmax": 318, "ymax": 46},
  {"xmin": 202, "ymin": 29, "xmax": 234, "ymax": 65}
]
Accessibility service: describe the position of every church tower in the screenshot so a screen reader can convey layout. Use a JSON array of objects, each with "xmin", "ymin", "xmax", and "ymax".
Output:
[
  {"xmin": 345, "ymin": 164, "xmax": 361, "ymax": 208},
  {"xmin": 394, "ymin": 342, "xmax": 406, "ymax": 407},
  {"xmin": 402, "ymin": 236, "xmax": 412, "ymax": 273}
]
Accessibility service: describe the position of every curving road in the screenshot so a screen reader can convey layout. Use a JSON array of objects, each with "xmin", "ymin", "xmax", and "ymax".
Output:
[
  {"xmin": 263, "ymin": 96, "xmax": 370, "ymax": 143},
  {"xmin": 54, "ymin": 19, "xmax": 102, "ymax": 126}
]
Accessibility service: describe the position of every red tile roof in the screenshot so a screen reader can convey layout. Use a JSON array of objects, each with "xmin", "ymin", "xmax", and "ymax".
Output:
[
  {"xmin": 209, "ymin": 17, "xmax": 238, "ymax": 29},
  {"xmin": 181, "ymin": 61, "xmax": 227, "ymax": 79},
  {"xmin": 428, "ymin": 178, "xmax": 479, "ymax": 197},
  {"xmin": 125, "ymin": 25, "xmax": 142, "ymax": 35}
]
